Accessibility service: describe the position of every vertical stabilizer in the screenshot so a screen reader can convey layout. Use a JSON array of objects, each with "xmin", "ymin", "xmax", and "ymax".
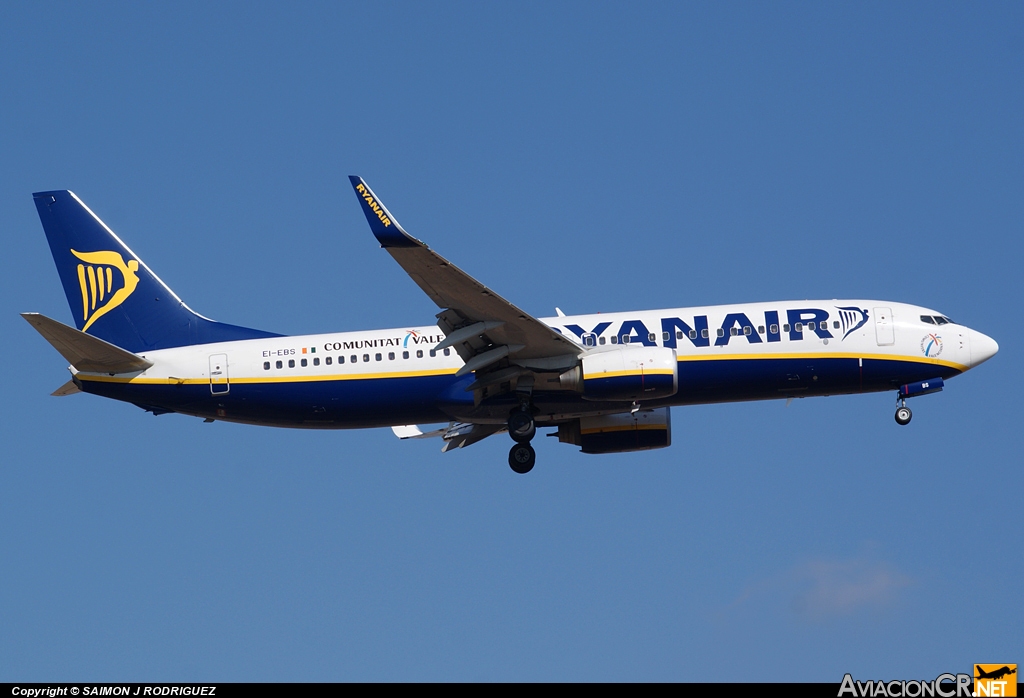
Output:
[{"xmin": 33, "ymin": 191, "xmax": 281, "ymax": 352}]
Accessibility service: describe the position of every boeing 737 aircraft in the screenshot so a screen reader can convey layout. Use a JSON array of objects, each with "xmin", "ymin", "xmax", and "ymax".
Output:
[{"xmin": 24, "ymin": 178, "xmax": 999, "ymax": 473}]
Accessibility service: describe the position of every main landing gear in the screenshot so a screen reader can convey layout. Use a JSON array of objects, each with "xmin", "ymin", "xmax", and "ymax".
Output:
[
  {"xmin": 895, "ymin": 398, "xmax": 912, "ymax": 426},
  {"xmin": 507, "ymin": 406, "xmax": 536, "ymax": 474},
  {"xmin": 509, "ymin": 442, "xmax": 536, "ymax": 474}
]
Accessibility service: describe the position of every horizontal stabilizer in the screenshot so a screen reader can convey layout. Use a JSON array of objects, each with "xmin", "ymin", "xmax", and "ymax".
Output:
[
  {"xmin": 391, "ymin": 424, "xmax": 447, "ymax": 440},
  {"xmin": 51, "ymin": 379, "xmax": 81, "ymax": 396},
  {"xmin": 22, "ymin": 312, "xmax": 153, "ymax": 373}
]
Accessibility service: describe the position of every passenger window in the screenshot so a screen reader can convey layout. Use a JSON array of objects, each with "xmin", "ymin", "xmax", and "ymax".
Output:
[
  {"xmin": 363, "ymin": 354, "xmax": 369, "ymax": 362},
  {"xmin": 701, "ymin": 329, "xmax": 709, "ymax": 339},
  {"xmin": 610, "ymin": 336, "xmax": 617, "ymax": 344},
  {"xmin": 783, "ymin": 324, "xmax": 791, "ymax": 332},
  {"xmin": 649, "ymin": 333, "xmax": 657, "ymax": 343},
  {"xmin": 313, "ymin": 357, "xmax": 320, "ymax": 366},
  {"xmin": 833, "ymin": 321, "xmax": 840, "ymax": 329},
  {"xmin": 676, "ymin": 331, "xmax": 683, "ymax": 340},
  {"xmin": 416, "ymin": 350, "xmax": 423, "ymax": 358},
  {"xmin": 795, "ymin": 323, "xmax": 803, "ymax": 332},
  {"xmin": 375, "ymin": 353, "xmax": 382, "ymax": 361},
  {"xmin": 301, "ymin": 358, "xmax": 308, "ymax": 367},
  {"xmin": 444, "ymin": 348, "xmax": 451, "ymax": 356},
  {"xmin": 599, "ymin": 336, "xmax": 606, "ymax": 345},
  {"xmin": 276, "ymin": 360, "xmax": 282, "ymax": 369},
  {"xmin": 689, "ymin": 330, "xmax": 697, "ymax": 339},
  {"xmin": 770, "ymin": 324, "xmax": 779, "ymax": 334},
  {"xmin": 326, "ymin": 357, "xmax": 332, "ymax": 365},
  {"xmin": 744, "ymin": 326, "xmax": 751, "ymax": 335},
  {"xmin": 388, "ymin": 352, "xmax": 395, "ymax": 360},
  {"xmin": 403, "ymin": 351, "xmax": 409, "ymax": 359},
  {"xmin": 263, "ymin": 361, "xmax": 270, "ymax": 370},
  {"xmin": 429, "ymin": 349, "xmax": 436, "ymax": 357},
  {"xmin": 288, "ymin": 359, "xmax": 295, "ymax": 368},
  {"xmin": 662, "ymin": 332, "xmax": 670, "ymax": 341},
  {"xmin": 621, "ymin": 335, "xmax": 630, "ymax": 344},
  {"xmin": 730, "ymin": 327, "xmax": 738, "ymax": 336},
  {"xmin": 757, "ymin": 326, "xmax": 765, "ymax": 334},
  {"xmin": 350, "ymin": 355, "xmax": 357, "ymax": 363},
  {"xmin": 717, "ymin": 328, "xmax": 725, "ymax": 338}
]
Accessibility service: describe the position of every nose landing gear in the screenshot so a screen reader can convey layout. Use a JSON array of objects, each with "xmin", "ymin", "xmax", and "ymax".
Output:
[
  {"xmin": 507, "ymin": 406, "xmax": 537, "ymax": 473},
  {"xmin": 895, "ymin": 399, "xmax": 912, "ymax": 426},
  {"xmin": 893, "ymin": 378, "xmax": 943, "ymax": 425}
]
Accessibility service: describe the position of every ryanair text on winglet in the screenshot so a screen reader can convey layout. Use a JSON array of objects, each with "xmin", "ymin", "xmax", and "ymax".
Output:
[
  {"xmin": 355, "ymin": 183, "xmax": 392, "ymax": 227},
  {"xmin": 838, "ymin": 673, "xmax": 973, "ymax": 698}
]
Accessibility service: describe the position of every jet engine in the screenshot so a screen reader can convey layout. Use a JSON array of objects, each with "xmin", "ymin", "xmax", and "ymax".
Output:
[
  {"xmin": 556, "ymin": 408, "xmax": 671, "ymax": 454},
  {"xmin": 559, "ymin": 346, "xmax": 678, "ymax": 401}
]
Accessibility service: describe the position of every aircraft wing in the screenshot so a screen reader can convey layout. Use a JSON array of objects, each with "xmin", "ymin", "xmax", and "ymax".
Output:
[{"xmin": 349, "ymin": 177, "xmax": 581, "ymax": 378}]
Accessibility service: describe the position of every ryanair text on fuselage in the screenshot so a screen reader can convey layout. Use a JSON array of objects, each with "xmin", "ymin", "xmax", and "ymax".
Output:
[{"xmin": 562, "ymin": 306, "xmax": 868, "ymax": 347}]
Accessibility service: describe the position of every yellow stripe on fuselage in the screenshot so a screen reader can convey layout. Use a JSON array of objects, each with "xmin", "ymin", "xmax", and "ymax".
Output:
[
  {"xmin": 581, "ymin": 424, "xmax": 667, "ymax": 435},
  {"xmin": 75, "ymin": 351, "xmax": 965, "ymax": 386},
  {"xmin": 77, "ymin": 367, "xmax": 460, "ymax": 385},
  {"xmin": 676, "ymin": 351, "xmax": 967, "ymax": 372},
  {"xmin": 584, "ymin": 368, "xmax": 676, "ymax": 380}
]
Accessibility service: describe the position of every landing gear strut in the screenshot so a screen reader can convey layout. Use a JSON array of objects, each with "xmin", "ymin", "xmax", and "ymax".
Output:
[
  {"xmin": 895, "ymin": 399, "xmax": 912, "ymax": 426},
  {"xmin": 507, "ymin": 406, "xmax": 536, "ymax": 473}
]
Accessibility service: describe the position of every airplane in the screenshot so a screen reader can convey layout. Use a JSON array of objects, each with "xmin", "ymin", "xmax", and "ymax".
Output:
[
  {"xmin": 23, "ymin": 178, "xmax": 999, "ymax": 474},
  {"xmin": 975, "ymin": 666, "xmax": 1016, "ymax": 681}
]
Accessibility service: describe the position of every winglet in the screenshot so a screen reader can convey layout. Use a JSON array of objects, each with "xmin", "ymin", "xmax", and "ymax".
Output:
[{"xmin": 348, "ymin": 176, "xmax": 423, "ymax": 248}]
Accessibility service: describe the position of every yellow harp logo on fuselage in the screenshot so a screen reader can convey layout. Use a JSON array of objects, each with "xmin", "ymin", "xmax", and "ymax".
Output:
[{"xmin": 71, "ymin": 249, "xmax": 141, "ymax": 332}]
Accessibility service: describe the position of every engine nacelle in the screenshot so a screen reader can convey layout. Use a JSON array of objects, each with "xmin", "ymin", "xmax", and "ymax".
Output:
[
  {"xmin": 557, "ymin": 408, "xmax": 671, "ymax": 454},
  {"xmin": 560, "ymin": 347, "xmax": 678, "ymax": 401}
]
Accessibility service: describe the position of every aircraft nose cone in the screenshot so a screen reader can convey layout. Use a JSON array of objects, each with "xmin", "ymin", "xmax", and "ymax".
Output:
[{"xmin": 969, "ymin": 329, "xmax": 999, "ymax": 368}]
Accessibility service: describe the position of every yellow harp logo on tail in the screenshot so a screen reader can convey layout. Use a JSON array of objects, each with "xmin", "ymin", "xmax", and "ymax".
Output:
[{"xmin": 70, "ymin": 249, "xmax": 141, "ymax": 332}]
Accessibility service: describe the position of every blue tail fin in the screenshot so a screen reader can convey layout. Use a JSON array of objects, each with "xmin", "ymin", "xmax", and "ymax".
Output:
[{"xmin": 33, "ymin": 190, "xmax": 282, "ymax": 352}]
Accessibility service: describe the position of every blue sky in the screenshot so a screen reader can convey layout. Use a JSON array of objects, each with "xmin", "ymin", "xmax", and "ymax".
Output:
[{"xmin": 1, "ymin": 1, "xmax": 1020, "ymax": 681}]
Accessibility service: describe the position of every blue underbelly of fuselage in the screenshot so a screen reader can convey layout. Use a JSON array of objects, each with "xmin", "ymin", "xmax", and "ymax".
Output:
[{"xmin": 79, "ymin": 356, "xmax": 961, "ymax": 428}]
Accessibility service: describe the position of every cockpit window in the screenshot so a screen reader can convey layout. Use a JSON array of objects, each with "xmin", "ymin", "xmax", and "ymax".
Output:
[
  {"xmin": 934, "ymin": 316, "xmax": 949, "ymax": 325},
  {"xmin": 921, "ymin": 315, "xmax": 935, "ymax": 325}
]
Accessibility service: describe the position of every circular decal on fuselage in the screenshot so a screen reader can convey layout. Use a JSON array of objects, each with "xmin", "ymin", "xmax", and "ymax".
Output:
[{"xmin": 921, "ymin": 333, "xmax": 943, "ymax": 357}]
